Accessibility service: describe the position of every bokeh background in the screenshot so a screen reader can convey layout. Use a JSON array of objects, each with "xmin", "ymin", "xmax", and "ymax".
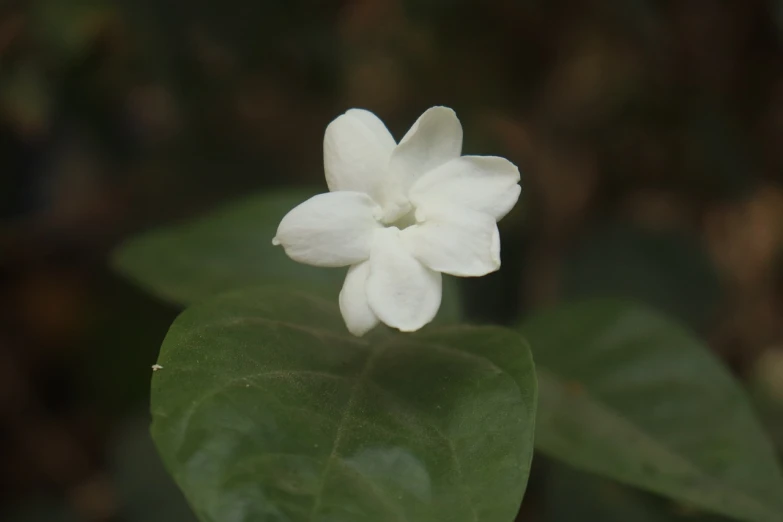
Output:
[{"xmin": 2, "ymin": 0, "xmax": 783, "ymax": 521}]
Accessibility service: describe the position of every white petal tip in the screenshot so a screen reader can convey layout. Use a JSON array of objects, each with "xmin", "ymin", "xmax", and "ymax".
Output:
[
  {"xmin": 397, "ymin": 326, "xmax": 423, "ymax": 333},
  {"xmin": 271, "ymin": 237, "xmax": 281, "ymax": 246},
  {"xmin": 346, "ymin": 326, "xmax": 372, "ymax": 337}
]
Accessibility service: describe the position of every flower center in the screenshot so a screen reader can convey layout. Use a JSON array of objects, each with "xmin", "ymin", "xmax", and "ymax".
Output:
[
  {"xmin": 379, "ymin": 198, "xmax": 415, "ymax": 228},
  {"xmin": 388, "ymin": 208, "xmax": 417, "ymax": 229}
]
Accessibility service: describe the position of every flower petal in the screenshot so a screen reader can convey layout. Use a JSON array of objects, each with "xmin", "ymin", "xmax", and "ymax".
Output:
[
  {"xmin": 273, "ymin": 191, "xmax": 381, "ymax": 267},
  {"xmin": 323, "ymin": 109, "xmax": 396, "ymax": 201},
  {"xmin": 388, "ymin": 107, "xmax": 463, "ymax": 193},
  {"xmin": 345, "ymin": 109, "xmax": 397, "ymax": 150},
  {"xmin": 339, "ymin": 261, "xmax": 379, "ymax": 336},
  {"xmin": 409, "ymin": 156, "xmax": 521, "ymax": 220},
  {"xmin": 367, "ymin": 227, "xmax": 442, "ymax": 332},
  {"xmin": 401, "ymin": 204, "xmax": 500, "ymax": 277}
]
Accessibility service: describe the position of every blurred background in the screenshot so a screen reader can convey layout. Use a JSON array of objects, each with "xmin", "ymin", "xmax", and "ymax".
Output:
[{"xmin": 2, "ymin": 0, "xmax": 783, "ymax": 520}]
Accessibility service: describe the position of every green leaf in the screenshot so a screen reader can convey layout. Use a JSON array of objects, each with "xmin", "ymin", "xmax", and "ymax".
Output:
[
  {"xmin": 522, "ymin": 301, "xmax": 783, "ymax": 522},
  {"xmin": 151, "ymin": 287, "xmax": 536, "ymax": 522},
  {"xmin": 113, "ymin": 189, "xmax": 462, "ymax": 322}
]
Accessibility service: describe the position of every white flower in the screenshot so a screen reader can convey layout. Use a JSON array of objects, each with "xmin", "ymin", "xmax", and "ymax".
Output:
[{"xmin": 273, "ymin": 106, "xmax": 520, "ymax": 336}]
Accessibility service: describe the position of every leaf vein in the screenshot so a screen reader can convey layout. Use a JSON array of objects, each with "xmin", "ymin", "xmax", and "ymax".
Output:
[{"xmin": 307, "ymin": 344, "xmax": 394, "ymax": 521}]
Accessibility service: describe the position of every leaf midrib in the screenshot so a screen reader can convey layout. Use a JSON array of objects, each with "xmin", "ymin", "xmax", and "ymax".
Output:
[
  {"xmin": 161, "ymin": 337, "xmax": 504, "ymax": 522},
  {"xmin": 301, "ymin": 340, "xmax": 484, "ymax": 522},
  {"xmin": 307, "ymin": 343, "xmax": 389, "ymax": 521}
]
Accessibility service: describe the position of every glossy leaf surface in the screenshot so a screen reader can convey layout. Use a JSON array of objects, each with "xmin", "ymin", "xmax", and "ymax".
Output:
[{"xmin": 151, "ymin": 288, "xmax": 536, "ymax": 522}]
